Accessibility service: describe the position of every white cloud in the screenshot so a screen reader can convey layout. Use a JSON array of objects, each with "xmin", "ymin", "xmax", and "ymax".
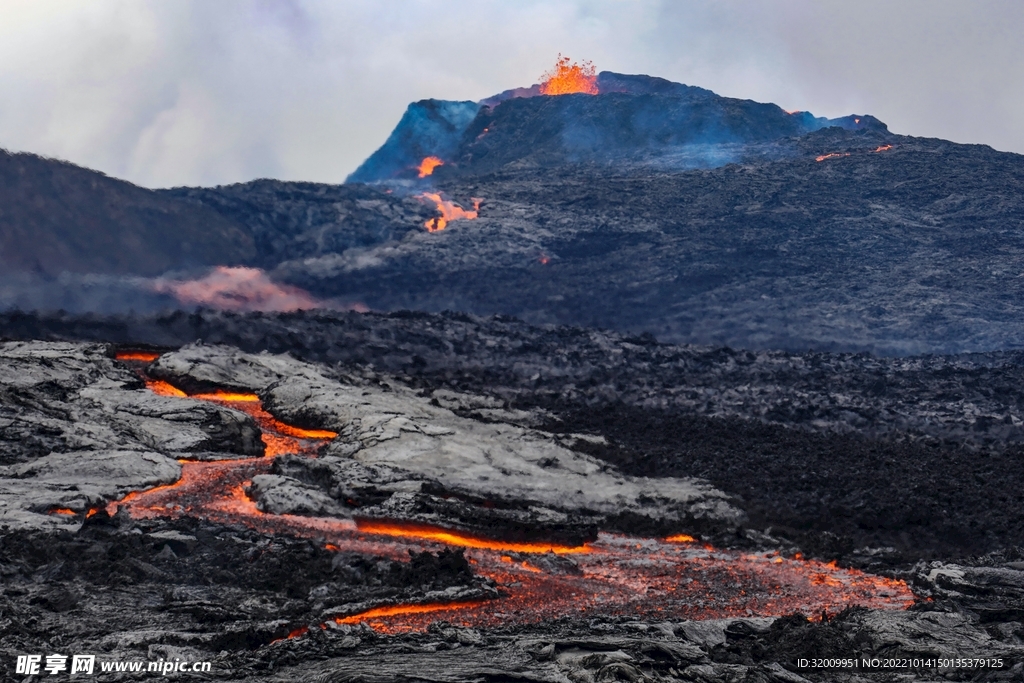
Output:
[{"xmin": 0, "ymin": 0, "xmax": 1020, "ymax": 188}]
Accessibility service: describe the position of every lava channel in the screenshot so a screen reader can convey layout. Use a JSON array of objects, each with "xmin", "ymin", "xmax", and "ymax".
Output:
[{"xmin": 108, "ymin": 352, "xmax": 917, "ymax": 635}]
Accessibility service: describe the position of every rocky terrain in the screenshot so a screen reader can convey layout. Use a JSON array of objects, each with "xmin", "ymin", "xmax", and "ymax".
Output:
[
  {"xmin": 1, "ymin": 74, "xmax": 1022, "ymax": 355},
  {"xmin": 0, "ymin": 337, "xmax": 1021, "ymax": 680},
  {"xmin": 8, "ymin": 308, "xmax": 1024, "ymax": 563}
]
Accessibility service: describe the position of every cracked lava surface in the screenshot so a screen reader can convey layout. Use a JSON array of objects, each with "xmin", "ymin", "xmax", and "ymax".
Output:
[{"xmin": 104, "ymin": 353, "xmax": 915, "ymax": 635}]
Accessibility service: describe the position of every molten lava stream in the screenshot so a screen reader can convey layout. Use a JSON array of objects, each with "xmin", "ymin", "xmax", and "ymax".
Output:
[
  {"xmin": 325, "ymin": 534, "xmax": 914, "ymax": 633},
  {"xmin": 355, "ymin": 520, "xmax": 589, "ymax": 555},
  {"xmin": 106, "ymin": 371, "xmax": 916, "ymax": 635}
]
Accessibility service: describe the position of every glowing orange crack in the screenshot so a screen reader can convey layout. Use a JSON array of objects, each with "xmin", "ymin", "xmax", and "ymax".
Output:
[
  {"xmin": 333, "ymin": 600, "xmax": 491, "ymax": 627},
  {"xmin": 357, "ymin": 520, "xmax": 590, "ymax": 555}
]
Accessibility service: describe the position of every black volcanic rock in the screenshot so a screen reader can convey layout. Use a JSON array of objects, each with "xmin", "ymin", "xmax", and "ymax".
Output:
[
  {"xmin": 0, "ymin": 148, "xmax": 255, "ymax": 276},
  {"xmin": 11, "ymin": 309, "xmax": 1024, "ymax": 559},
  {"xmin": 444, "ymin": 85, "xmax": 879, "ymax": 177},
  {"xmin": 261, "ymin": 129, "xmax": 1024, "ymax": 355}
]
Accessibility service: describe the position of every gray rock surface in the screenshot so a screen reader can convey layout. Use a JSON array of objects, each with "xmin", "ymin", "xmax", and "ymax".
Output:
[
  {"xmin": 0, "ymin": 341, "xmax": 262, "ymax": 529},
  {"xmin": 152, "ymin": 343, "xmax": 741, "ymax": 532}
]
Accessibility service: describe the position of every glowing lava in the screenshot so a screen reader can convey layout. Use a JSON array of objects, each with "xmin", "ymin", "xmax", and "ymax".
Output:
[
  {"xmin": 816, "ymin": 152, "xmax": 851, "ymax": 162},
  {"xmin": 420, "ymin": 193, "xmax": 481, "ymax": 232},
  {"xmin": 115, "ymin": 351, "xmax": 161, "ymax": 362},
  {"xmin": 333, "ymin": 601, "xmax": 490, "ymax": 633},
  {"xmin": 147, "ymin": 380, "xmax": 187, "ymax": 397},
  {"xmin": 102, "ymin": 369, "xmax": 917, "ymax": 638},
  {"xmin": 875, "ymin": 144, "xmax": 893, "ymax": 152},
  {"xmin": 665, "ymin": 533, "xmax": 696, "ymax": 543},
  {"xmin": 357, "ymin": 520, "xmax": 589, "ymax": 555},
  {"xmin": 417, "ymin": 156, "xmax": 444, "ymax": 178},
  {"xmin": 539, "ymin": 54, "xmax": 598, "ymax": 96},
  {"xmin": 177, "ymin": 388, "xmax": 338, "ymax": 456}
]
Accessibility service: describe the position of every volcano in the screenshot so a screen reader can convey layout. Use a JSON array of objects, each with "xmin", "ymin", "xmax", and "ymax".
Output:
[
  {"xmin": 346, "ymin": 70, "xmax": 879, "ymax": 183},
  {"xmin": 4, "ymin": 68, "xmax": 1020, "ymax": 355}
]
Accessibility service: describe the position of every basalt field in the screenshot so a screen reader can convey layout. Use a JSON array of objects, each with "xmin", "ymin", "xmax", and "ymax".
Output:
[{"xmin": 2, "ymin": 59, "xmax": 1024, "ymax": 682}]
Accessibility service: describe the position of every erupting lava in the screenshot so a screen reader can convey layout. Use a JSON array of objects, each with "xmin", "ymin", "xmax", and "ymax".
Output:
[
  {"xmin": 104, "ymin": 355, "xmax": 916, "ymax": 637},
  {"xmin": 816, "ymin": 152, "xmax": 851, "ymax": 162},
  {"xmin": 420, "ymin": 193, "xmax": 481, "ymax": 232},
  {"xmin": 539, "ymin": 54, "xmax": 598, "ymax": 96},
  {"xmin": 417, "ymin": 156, "xmax": 444, "ymax": 178}
]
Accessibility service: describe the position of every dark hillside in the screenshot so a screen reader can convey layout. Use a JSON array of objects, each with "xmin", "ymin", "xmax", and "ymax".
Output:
[{"xmin": 0, "ymin": 148, "xmax": 255, "ymax": 276}]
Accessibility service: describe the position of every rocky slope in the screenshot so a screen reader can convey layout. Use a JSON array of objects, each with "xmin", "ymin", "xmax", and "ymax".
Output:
[
  {"xmin": 272, "ymin": 128, "xmax": 1024, "ymax": 355},
  {"xmin": 2, "ymin": 75, "xmax": 1023, "ymax": 355},
  {"xmin": 0, "ymin": 148, "xmax": 255, "ymax": 277}
]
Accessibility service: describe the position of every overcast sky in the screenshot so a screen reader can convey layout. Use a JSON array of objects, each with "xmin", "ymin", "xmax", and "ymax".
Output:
[{"xmin": 1, "ymin": 0, "xmax": 1020, "ymax": 188}]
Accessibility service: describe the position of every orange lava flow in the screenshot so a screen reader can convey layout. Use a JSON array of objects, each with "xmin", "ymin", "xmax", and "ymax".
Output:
[
  {"xmin": 816, "ymin": 152, "xmax": 851, "ymax": 162},
  {"xmin": 539, "ymin": 54, "xmax": 598, "ymax": 96},
  {"xmin": 147, "ymin": 379, "xmax": 187, "ymax": 397},
  {"xmin": 665, "ymin": 533, "xmax": 695, "ymax": 543},
  {"xmin": 193, "ymin": 391, "xmax": 260, "ymax": 403},
  {"xmin": 417, "ymin": 156, "xmax": 444, "ymax": 178},
  {"xmin": 334, "ymin": 601, "xmax": 490, "ymax": 632},
  {"xmin": 50, "ymin": 508, "xmax": 77, "ymax": 516},
  {"xmin": 420, "ymin": 193, "xmax": 481, "ymax": 232},
  {"xmin": 142, "ymin": 383, "xmax": 337, "ymax": 456},
  {"xmin": 101, "ymin": 375, "xmax": 917, "ymax": 638},
  {"xmin": 115, "ymin": 351, "xmax": 161, "ymax": 362},
  {"xmin": 875, "ymin": 144, "xmax": 893, "ymax": 152},
  {"xmin": 357, "ymin": 520, "xmax": 590, "ymax": 555}
]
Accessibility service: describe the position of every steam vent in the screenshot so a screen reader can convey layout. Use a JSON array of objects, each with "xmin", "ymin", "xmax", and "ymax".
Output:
[{"xmin": 4, "ymin": 51, "xmax": 1024, "ymax": 681}]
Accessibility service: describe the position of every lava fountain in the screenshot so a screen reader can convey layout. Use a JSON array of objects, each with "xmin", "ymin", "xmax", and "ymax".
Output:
[
  {"xmin": 106, "ymin": 352, "xmax": 915, "ymax": 636},
  {"xmin": 417, "ymin": 156, "xmax": 444, "ymax": 178},
  {"xmin": 540, "ymin": 54, "xmax": 599, "ymax": 95},
  {"xmin": 420, "ymin": 193, "xmax": 481, "ymax": 232}
]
